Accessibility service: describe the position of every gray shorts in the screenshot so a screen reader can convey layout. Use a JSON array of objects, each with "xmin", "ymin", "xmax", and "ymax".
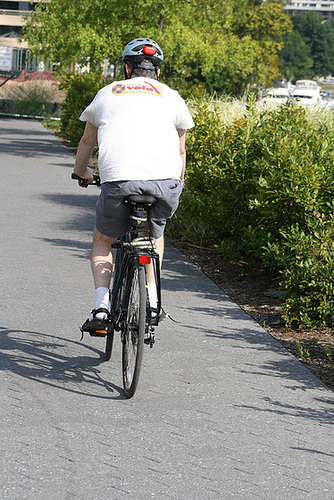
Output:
[{"xmin": 95, "ymin": 179, "xmax": 184, "ymax": 239}]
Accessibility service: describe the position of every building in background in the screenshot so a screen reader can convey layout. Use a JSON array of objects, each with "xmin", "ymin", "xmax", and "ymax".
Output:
[
  {"xmin": 0, "ymin": 1, "xmax": 41, "ymax": 73},
  {"xmin": 283, "ymin": 0, "xmax": 334, "ymax": 19}
]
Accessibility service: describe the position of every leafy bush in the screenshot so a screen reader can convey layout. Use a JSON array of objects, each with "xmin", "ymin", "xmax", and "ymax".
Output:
[
  {"xmin": 60, "ymin": 71, "xmax": 110, "ymax": 145},
  {"xmin": 269, "ymin": 216, "xmax": 334, "ymax": 328},
  {"xmin": 169, "ymin": 99, "xmax": 334, "ymax": 327},
  {"xmin": 168, "ymin": 97, "xmax": 249, "ymax": 246},
  {"xmin": 0, "ymin": 81, "xmax": 62, "ymax": 117}
]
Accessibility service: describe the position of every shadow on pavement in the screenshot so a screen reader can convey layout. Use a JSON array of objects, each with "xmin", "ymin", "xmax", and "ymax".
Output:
[
  {"xmin": 0, "ymin": 327, "xmax": 125, "ymax": 400},
  {"xmin": 36, "ymin": 237, "xmax": 92, "ymax": 260},
  {"xmin": 234, "ymin": 395, "xmax": 334, "ymax": 426},
  {"xmin": 0, "ymin": 121, "xmax": 51, "ymax": 137},
  {"xmin": 0, "ymin": 119, "xmax": 73, "ymax": 159},
  {"xmin": 42, "ymin": 193, "xmax": 98, "ymax": 209},
  {"xmin": 36, "ymin": 189, "xmax": 334, "ymax": 408},
  {"xmin": 41, "ymin": 193, "xmax": 97, "ymax": 233},
  {"xmin": 0, "ymin": 137, "xmax": 72, "ymax": 159}
]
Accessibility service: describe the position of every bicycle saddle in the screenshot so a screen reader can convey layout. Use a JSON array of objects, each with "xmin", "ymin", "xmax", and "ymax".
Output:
[{"xmin": 124, "ymin": 195, "xmax": 157, "ymax": 206}]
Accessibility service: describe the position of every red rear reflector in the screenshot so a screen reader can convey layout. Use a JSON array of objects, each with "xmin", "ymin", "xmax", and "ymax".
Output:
[
  {"xmin": 139, "ymin": 256, "xmax": 151, "ymax": 264},
  {"xmin": 143, "ymin": 46, "xmax": 156, "ymax": 56}
]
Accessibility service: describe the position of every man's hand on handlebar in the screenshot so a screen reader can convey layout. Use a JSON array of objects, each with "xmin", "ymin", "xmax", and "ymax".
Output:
[
  {"xmin": 73, "ymin": 167, "xmax": 94, "ymax": 188},
  {"xmin": 71, "ymin": 170, "xmax": 101, "ymax": 187}
]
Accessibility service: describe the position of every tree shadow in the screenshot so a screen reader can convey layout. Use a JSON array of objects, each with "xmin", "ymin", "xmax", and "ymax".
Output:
[
  {"xmin": 0, "ymin": 326, "xmax": 125, "ymax": 400},
  {"xmin": 161, "ymin": 250, "xmax": 334, "ymax": 408},
  {"xmin": 0, "ymin": 119, "xmax": 74, "ymax": 159},
  {"xmin": 41, "ymin": 192, "xmax": 97, "ymax": 233},
  {"xmin": 37, "ymin": 186, "xmax": 334, "ymax": 407},
  {"xmin": 234, "ymin": 393, "xmax": 334, "ymax": 426},
  {"xmin": 37, "ymin": 237, "xmax": 92, "ymax": 260},
  {"xmin": 42, "ymin": 193, "xmax": 97, "ymax": 210},
  {"xmin": 290, "ymin": 446, "xmax": 334, "ymax": 458},
  {"xmin": 1, "ymin": 137, "xmax": 74, "ymax": 159},
  {"xmin": 35, "ymin": 192, "xmax": 97, "ymax": 255}
]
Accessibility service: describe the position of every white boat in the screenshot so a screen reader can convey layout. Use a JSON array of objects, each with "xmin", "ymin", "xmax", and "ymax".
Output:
[
  {"xmin": 294, "ymin": 79, "xmax": 319, "ymax": 88},
  {"xmin": 292, "ymin": 80, "xmax": 321, "ymax": 105},
  {"xmin": 261, "ymin": 87, "xmax": 290, "ymax": 107}
]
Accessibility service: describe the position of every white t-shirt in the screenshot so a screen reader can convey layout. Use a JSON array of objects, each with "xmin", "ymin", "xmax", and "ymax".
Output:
[{"xmin": 80, "ymin": 77, "xmax": 194, "ymax": 183}]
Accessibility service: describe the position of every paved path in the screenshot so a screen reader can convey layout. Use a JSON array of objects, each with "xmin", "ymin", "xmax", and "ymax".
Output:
[{"xmin": 0, "ymin": 118, "xmax": 333, "ymax": 500}]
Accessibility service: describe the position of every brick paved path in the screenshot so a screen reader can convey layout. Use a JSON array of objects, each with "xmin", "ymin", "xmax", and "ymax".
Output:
[{"xmin": 1, "ymin": 118, "xmax": 333, "ymax": 499}]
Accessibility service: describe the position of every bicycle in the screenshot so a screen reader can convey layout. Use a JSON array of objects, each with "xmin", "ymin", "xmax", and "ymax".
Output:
[{"xmin": 72, "ymin": 173, "xmax": 163, "ymax": 398}]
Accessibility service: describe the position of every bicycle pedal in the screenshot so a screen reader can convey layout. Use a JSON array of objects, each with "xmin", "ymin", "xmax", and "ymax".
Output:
[
  {"xmin": 144, "ymin": 330, "xmax": 155, "ymax": 347},
  {"xmin": 89, "ymin": 329, "xmax": 107, "ymax": 337}
]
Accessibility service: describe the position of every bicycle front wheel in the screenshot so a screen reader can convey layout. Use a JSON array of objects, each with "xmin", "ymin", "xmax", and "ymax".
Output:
[{"xmin": 122, "ymin": 262, "xmax": 146, "ymax": 398}]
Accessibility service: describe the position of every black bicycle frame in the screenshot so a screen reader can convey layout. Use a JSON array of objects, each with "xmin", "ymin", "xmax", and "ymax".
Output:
[{"xmin": 110, "ymin": 238, "xmax": 161, "ymax": 330}]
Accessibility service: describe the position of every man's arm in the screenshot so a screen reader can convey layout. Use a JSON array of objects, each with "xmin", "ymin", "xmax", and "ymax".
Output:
[
  {"xmin": 73, "ymin": 121, "xmax": 98, "ymax": 183},
  {"xmin": 178, "ymin": 129, "xmax": 186, "ymax": 183}
]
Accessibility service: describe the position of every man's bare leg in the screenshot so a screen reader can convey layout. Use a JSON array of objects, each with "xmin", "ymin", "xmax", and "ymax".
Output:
[
  {"xmin": 90, "ymin": 228, "xmax": 117, "ymax": 320},
  {"xmin": 146, "ymin": 234, "xmax": 164, "ymax": 282},
  {"xmin": 146, "ymin": 234, "xmax": 164, "ymax": 310},
  {"xmin": 91, "ymin": 228, "xmax": 117, "ymax": 287},
  {"xmin": 89, "ymin": 229, "xmax": 163, "ymax": 318}
]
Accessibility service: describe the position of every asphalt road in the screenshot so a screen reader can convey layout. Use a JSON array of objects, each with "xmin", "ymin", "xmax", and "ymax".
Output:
[{"xmin": 1, "ymin": 118, "xmax": 333, "ymax": 499}]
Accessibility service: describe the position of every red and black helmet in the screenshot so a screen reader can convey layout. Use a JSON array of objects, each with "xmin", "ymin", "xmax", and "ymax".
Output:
[{"xmin": 121, "ymin": 38, "xmax": 164, "ymax": 70}]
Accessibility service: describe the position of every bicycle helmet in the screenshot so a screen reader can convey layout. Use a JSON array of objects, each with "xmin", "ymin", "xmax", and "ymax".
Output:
[{"xmin": 121, "ymin": 38, "xmax": 164, "ymax": 71}]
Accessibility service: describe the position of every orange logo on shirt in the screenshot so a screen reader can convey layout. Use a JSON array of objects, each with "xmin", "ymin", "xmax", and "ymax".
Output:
[
  {"xmin": 111, "ymin": 81, "xmax": 162, "ymax": 96},
  {"xmin": 112, "ymin": 84, "xmax": 126, "ymax": 94}
]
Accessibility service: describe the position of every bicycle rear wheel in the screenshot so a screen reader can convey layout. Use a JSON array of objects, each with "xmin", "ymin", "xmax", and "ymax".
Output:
[{"xmin": 122, "ymin": 262, "xmax": 146, "ymax": 398}]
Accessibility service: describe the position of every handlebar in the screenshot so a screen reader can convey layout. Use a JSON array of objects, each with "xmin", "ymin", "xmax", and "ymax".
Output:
[{"xmin": 71, "ymin": 173, "xmax": 101, "ymax": 186}]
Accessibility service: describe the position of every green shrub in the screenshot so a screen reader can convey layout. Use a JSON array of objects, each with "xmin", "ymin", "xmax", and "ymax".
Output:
[
  {"xmin": 168, "ymin": 100, "xmax": 226, "ymax": 245},
  {"xmin": 169, "ymin": 98, "xmax": 334, "ymax": 327},
  {"xmin": 245, "ymin": 105, "xmax": 334, "ymax": 267},
  {"xmin": 0, "ymin": 81, "xmax": 62, "ymax": 117},
  {"xmin": 60, "ymin": 71, "xmax": 110, "ymax": 146},
  {"xmin": 269, "ymin": 216, "xmax": 334, "ymax": 328}
]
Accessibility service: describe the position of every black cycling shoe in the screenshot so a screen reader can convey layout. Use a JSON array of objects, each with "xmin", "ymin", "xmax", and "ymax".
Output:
[
  {"xmin": 81, "ymin": 307, "xmax": 111, "ymax": 335},
  {"xmin": 149, "ymin": 307, "xmax": 167, "ymax": 326}
]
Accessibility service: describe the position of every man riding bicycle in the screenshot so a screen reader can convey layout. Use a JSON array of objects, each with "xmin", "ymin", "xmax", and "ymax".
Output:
[{"xmin": 73, "ymin": 38, "xmax": 194, "ymax": 330}]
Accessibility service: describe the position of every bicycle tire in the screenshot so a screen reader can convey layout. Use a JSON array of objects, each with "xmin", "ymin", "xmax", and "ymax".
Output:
[{"xmin": 122, "ymin": 262, "xmax": 146, "ymax": 398}]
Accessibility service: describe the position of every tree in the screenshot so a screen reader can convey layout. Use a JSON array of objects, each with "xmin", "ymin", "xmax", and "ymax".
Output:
[
  {"xmin": 293, "ymin": 12, "xmax": 331, "ymax": 76},
  {"xmin": 279, "ymin": 30, "xmax": 313, "ymax": 81},
  {"xmin": 279, "ymin": 12, "xmax": 334, "ymax": 80},
  {"xmin": 179, "ymin": 1, "xmax": 292, "ymax": 94},
  {"xmin": 22, "ymin": 0, "xmax": 186, "ymax": 71},
  {"xmin": 22, "ymin": 0, "xmax": 292, "ymax": 95}
]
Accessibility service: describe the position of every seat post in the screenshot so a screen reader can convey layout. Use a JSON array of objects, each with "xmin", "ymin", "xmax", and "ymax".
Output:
[
  {"xmin": 130, "ymin": 203, "xmax": 148, "ymax": 231},
  {"xmin": 124, "ymin": 195, "xmax": 158, "ymax": 236}
]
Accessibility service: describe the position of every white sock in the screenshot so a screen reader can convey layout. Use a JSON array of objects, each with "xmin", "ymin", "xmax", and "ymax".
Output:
[
  {"xmin": 89, "ymin": 287, "xmax": 110, "ymax": 321},
  {"xmin": 147, "ymin": 282, "xmax": 158, "ymax": 310},
  {"xmin": 95, "ymin": 286, "xmax": 110, "ymax": 310}
]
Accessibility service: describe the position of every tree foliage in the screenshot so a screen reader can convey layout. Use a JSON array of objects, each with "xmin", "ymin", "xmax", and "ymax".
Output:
[
  {"xmin": 279, "ymin": 12, "xmax": 334, "ymax": 81},
  {"xmin": 22, "ymin": 0, "xmax": 291, "ymax": 94},
  {"xmin": 278, "ymin": 30, "xmax": 313, "ymax": 82}
]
